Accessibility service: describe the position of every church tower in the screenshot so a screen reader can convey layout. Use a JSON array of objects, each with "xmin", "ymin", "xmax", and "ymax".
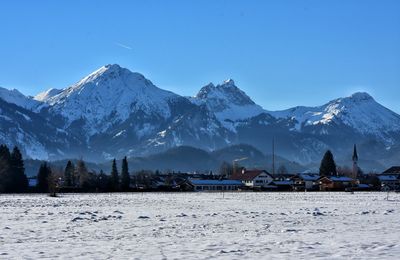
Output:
[{"xmin": 352, "ymin": 144, "xmax": 359, "ymax": 179}]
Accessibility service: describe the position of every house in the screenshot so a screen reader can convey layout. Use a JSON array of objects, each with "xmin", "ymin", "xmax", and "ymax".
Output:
[
  {"xmin": 354, "ymin": 183, "xmax": 373, "ymax": 191},
  {"xmin": 292, "ymin": 173, "xmax": 320, "ymax": 191},
  {"xmin": 188, "ymin": 179, "xmax": 243, "ymax": 191},
  {"xmin": 377, "ymin": 166, "xmax": 400, "ymax": 191},
  {"xmin": 271, "ymin": 180, "xmax": 294, "ymax": 191},
  {"xmin": 377, "ymin": 175, "xmax": 399, "ymax": 191},
  {"xmin": 318, "ymin": 176, "xmax": 355, "ymax": 191},
  {"xmin": 382, "ymin": 166, "xmax": 400, "ymax": 175},
  {"xmin": 230, "ymin": 169, "xmax": 274, "ymax": 188}
]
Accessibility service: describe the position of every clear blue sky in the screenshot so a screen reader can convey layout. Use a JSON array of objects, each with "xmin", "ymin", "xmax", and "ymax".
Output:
[{"xmin": 0, "ymin": 0, "xmax": 399, "ymax": 112}]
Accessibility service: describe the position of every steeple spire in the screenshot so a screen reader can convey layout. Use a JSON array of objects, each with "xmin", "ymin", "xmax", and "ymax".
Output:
[
  {"xmin": 272, "ymin": 137, "xmax": 275, "ymax": 176},
  {"xmin": 352, "ymin": 144, "xmax": 358, "ymax": 162},
  {"xmin": 352, "ymin": 144, "xmax": 359, "ymax": 179}
]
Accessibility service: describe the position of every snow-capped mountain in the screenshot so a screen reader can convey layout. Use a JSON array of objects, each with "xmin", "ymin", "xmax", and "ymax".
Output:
[
  {"xmin": 39, "ymin": 64, "xmax": 180, "ymax": 136},
  {"xmin": 0, "ymin": 64, "xmax": 399, "ymax": 171},
  {"xmin": 271, "ymin": 92, "xmax": 400, "ymax": 144},
  {"xmin": 0, "ymin": 98, "xmax": 82, "ymax": 160},
  {"xmin": 190, "ymin": 79, "xmax": 265, "ymax": 131},
  {"xmin": 34, "ymin": 88, "xmax": 62, "ymax": 102},
  {"xmin": 0, "ymin": 87, "xmax": 41, "ymax": 110}
]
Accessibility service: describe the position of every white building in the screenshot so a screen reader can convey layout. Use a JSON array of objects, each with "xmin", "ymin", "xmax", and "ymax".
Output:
[{"xmin": 230, "ymin": 169, "xmax": 274, "ymax": 188}]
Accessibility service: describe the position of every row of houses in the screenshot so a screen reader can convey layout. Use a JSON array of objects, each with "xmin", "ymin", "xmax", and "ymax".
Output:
[
  {"xmin": 186, "ymin": 166, "xmax": 400, "ymax": 192},
  {"xmin": 28, "ymin": 165, "xmax": 400, "ymax": 192}
]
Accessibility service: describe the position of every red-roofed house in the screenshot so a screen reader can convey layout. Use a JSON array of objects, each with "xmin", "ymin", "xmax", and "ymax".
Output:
[{"xmin": 230, "ymin": 168, "xmax": 274, "ymax": 188}]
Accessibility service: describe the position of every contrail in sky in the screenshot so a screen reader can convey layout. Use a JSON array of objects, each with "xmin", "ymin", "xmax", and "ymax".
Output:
[{"xmin": 114, "ymin": 42, "xmax": 133, "ymax": 50}]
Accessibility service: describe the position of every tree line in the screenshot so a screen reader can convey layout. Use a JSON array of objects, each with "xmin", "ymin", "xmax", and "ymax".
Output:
[
  {"xmin": 37, "ymin": 157, "xmax": 132, "ymax": 193},
  {"xmin": 0, "ymin": 145, "xmax": 28, "ymax": 193},
  {"xmin": 0, "ymin": 143, "xmax": 135, "ymax": 193},
  {"xmin": 1, "ymin": 143, "xmax": 376, "ymax": 194}
]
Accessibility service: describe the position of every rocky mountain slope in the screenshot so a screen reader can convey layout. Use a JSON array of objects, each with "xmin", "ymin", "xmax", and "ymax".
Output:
[{"xmin": 0, "ymin": 64, "xmax": 399, "ymax": 171}]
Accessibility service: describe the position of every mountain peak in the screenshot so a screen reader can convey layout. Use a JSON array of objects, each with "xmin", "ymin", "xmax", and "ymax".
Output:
[
  {"xmin": 222, "ymin": 79, "xmax": 235, "ymax": 86},
  {"xmin": 0, "ymin": 86, "xmax": 40, "ymax": 110},
  {"xmin": 348, "ymin": 92, "xmax": 374, "ymax": 102},
  {"xmin": 195, "ymin": 79, "xmax": 254, "ymax": 105},
  {"xmin": 80, "ymin": 64, "xmax": 138, "ymax": 84},
  {"xmin": 104, "ymin": 63, "xmax": 122, "ymax": 70},
  {"xmin": 192, "ymin": 80, "xmax": 265, "ymax": 126},
  {"xmin": 42, "ymin": 64, "xmax": 178, "ymax": 135}
]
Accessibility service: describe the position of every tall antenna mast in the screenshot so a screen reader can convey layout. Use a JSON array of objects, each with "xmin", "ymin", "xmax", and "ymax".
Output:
[{"xmin": 272, "ymin": 137, "xmax": 275, "ymax": 176}]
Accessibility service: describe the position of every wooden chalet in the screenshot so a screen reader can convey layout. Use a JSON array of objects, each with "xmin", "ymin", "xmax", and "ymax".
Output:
[
  {"xmin": 292, "ymin": 173, "xmax": 320, "ymax": 191},
  {"xmin": 318, "ymin": 176, "xmax": 355, "ymax": 191}
]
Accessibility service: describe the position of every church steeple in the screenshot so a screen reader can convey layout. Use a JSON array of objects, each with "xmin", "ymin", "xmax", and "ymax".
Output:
[
  {"xmin": 352, "ymin": 144, "xmax": 358, "ymax": 163},
  {"xmin": 352, "ymin": 144, "xmax": 359, "ymax": 179}
]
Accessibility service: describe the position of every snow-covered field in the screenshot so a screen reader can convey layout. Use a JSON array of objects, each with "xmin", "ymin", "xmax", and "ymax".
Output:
[{"xmin": 1, "ymin": 192, "xmax": 400, "ymax": 259}]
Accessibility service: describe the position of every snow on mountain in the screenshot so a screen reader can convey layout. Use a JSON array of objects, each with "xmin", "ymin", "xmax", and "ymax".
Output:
[
  {"xmin": 191, "ymin": 79, "xmax": 265, "ymax": 131},
  {"xmin": 34, "ymin": 88, "xmax": 62, "ymax": 102},
  {"xmin": 1, "ymin": 63, "xmax": 400, "ymax": 168},
  {"xmin": 271, "ymin": 92, "xmax": 400, "ymax": 141},
  {"xmin": 42, "ymin": 64, "xmax": 179, "ymax": 135},
  {"xmin": 0, "ymin": 98, "xmax": 81, "ymax": 160},
  {"xmin": 0, "ymin": 87, "xmax": 41, "ymax": 110}
]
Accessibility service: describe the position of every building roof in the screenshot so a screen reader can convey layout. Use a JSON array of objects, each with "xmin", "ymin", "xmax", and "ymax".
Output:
[
  {"xmin": 189, "ymin": 179, "xmax": 243, "ymax": 186},
  {"xmin": 330, "ymin": 176, "xmax": 354, "ymax": 182},
  {"xmin": 230, "ymin": 169, "xmax": 271, "ymax": 181},
  {"xmin": 28, "ymin": 178, "xmax": 37, "ymax": 187},
  {"xmin": 320, "ymin": 176, "xmax": 354, "ymax": 182},
  {"xmin": 378, "ymin": 175, "xmax": 398, "ymax": 181},
  {"xmin": 296, "ymin": 173, "xmax": 320, "ymax": 181},
  {"xmin": 272, "ymin": 180, "xmax": 293, "ymax": 186},
  {"xmin": 382, "ymin": 166, "xmax": 400, "ymax": 175}
]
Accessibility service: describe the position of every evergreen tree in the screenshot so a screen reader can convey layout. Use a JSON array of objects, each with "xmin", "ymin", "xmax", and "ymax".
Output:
[
  {"xmin": 10, "ymin": 147, "xmax": 28, "ymax": 192},
  {"xmin": 97, "ymin": 170, "xmax": 111, "ymax": 192},
  {"xmin": 277, "ymin": 165, "xmax": 288, "ymax": 175},
  {"xmin": 75, "ymin": 160, "xmax": 89, "ymax": 188},
  {"xmin": 37, "ymin": 162, "xmax": 52, "ymax": 193},
  {"xmin": 0, "ymin": 144, "xmax": 11, "ymax": 193},
  {"xmin": 219, "ymin": 161, "xmax": 233, "ymax": 177},
  {"xmin": 110, "ymin": 159, "xmax": 119, "ymax": 191},
  {"xmin": 64, "ymin": 160, "xmax": 74, "ymax": 187},
  {"xmin": 120, "ymin": 156, "xmax": 130, "ymax": 191},
  {"xmin": 319, "ymin": 150, "xmax": 337, "ymax": 177}
]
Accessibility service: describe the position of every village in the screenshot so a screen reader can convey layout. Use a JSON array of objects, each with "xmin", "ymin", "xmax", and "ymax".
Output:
[
  {"xmin": 179, "ymin": 165, "xmax": 400, "ymax": 192},
  {"xmin": 173, "ymin": 145, "xmax": 400, "ymax": 193},
  {"xmin": 108, "ymin": 144, "xmax": 400, "ymax": 193},
  {"xmin": 40, "ymin": 145, "xmax": 400, "ymax": 193},
  {"xmin": 3, "ymin": 143, "xmax": 399, "ymax": 194}
]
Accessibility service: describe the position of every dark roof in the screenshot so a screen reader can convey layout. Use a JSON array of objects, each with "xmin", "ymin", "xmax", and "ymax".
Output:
[
  {"xmin": 189, "ymin": 179, "xmax": 243, "ymax": 186},
  {"xmin": 382, "ymin": 166, "xmax": 400, "ymax": 175},
  {"xmin": 295, "ymin": 173, "xmax": 320, "ymax": 181},
  {"xmin": 230, "ymin": 169, "xmax": 271, "ymax": 181},
  {"xmin": 272, "ymin": 180, "xmax": 293, "ymax": 186},
  {"xmin": 378, "ymin": 175, "xmax": 398, "ymax": 181},
  {"xmin": 319, "ymin": 176, "xmax": 354, "ymax": 182},
  {"xmin": 330, "ymin": 176, "xmax": 354, "ymax": 182}
]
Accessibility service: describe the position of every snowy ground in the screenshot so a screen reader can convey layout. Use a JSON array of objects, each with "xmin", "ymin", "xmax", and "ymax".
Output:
[{"xmin": 1, "ymin": 192, "xmax": 400, "ymax": 259}]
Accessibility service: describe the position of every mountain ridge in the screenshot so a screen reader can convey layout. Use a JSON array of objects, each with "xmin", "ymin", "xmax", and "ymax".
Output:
[{"xmin": 0, "ymin": 64, "xmax": 399, "ymax": 172}]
